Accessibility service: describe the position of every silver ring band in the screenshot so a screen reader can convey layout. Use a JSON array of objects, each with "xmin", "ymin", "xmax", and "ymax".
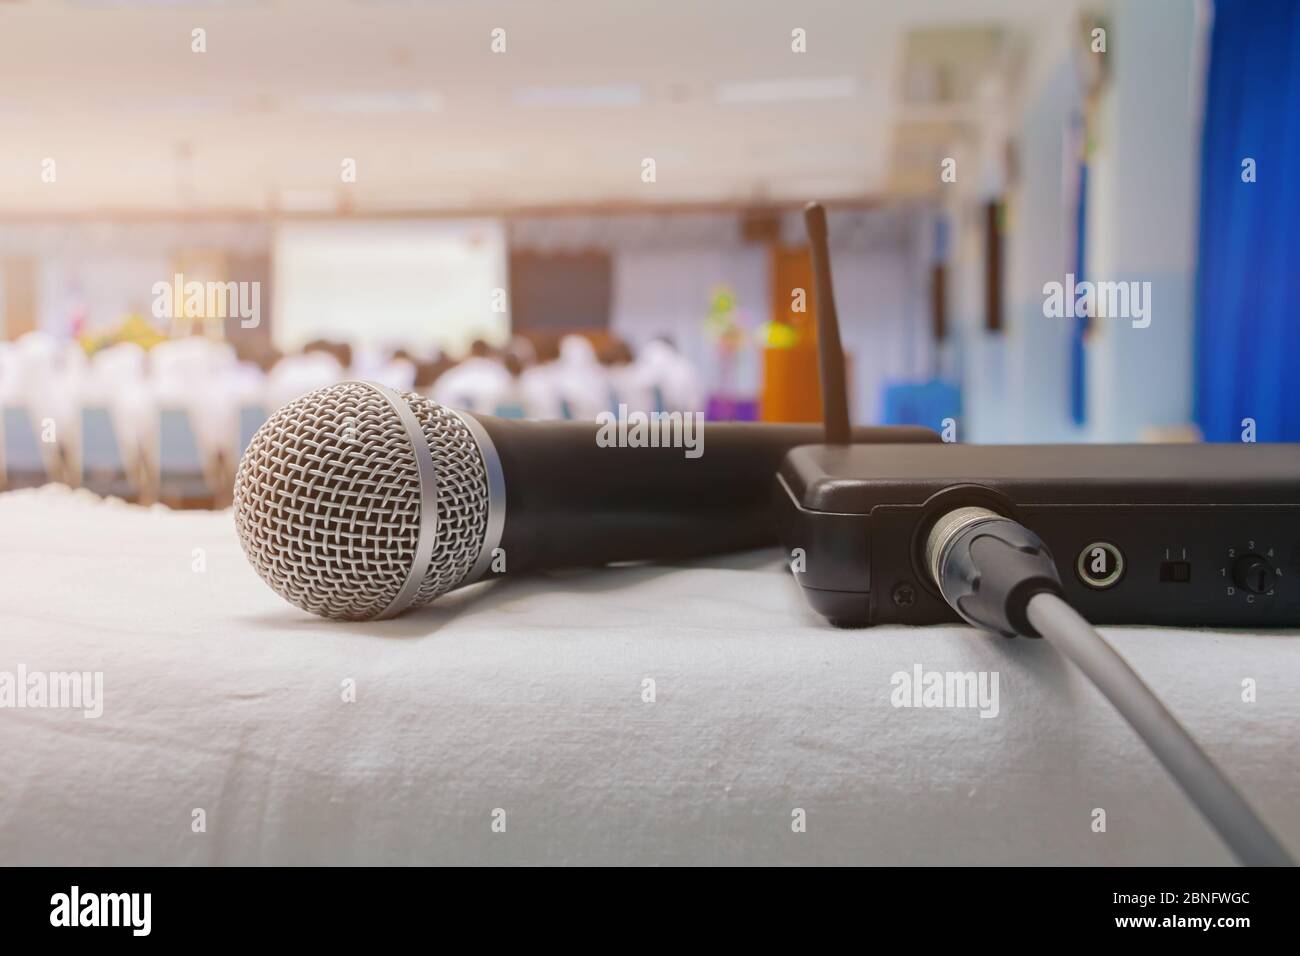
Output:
[
  {"xmin": 454, "ymin": 410, "xmax": 506, "ymax": 585},
  {"xmin": 370, "ymin": 382, "xmax": 440, "ymax": 620}
]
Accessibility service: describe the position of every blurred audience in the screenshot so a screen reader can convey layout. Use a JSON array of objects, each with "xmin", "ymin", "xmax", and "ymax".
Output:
[
  {"xmin": 636, "ymin": 337, "xmax": 705, "ymax": 414},
  {"xmin": 431, "ymin": 338, "xmax": 513, "ymax": 414},
  {"xmin": 553, "ymin": 334, "xmax": 613, "ymax": 421},
  {"xmin": 517, "ymin": 333, "xmax": 565, "ymax": 419},
  {"xmin": 0, "ymin": 324, "xmax": 706, "ymax": 500}
]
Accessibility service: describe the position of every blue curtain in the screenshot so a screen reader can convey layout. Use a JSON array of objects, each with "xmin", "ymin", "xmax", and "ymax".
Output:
[
  {"xmin": 1194, "ymin": 0, "xmax": 1300, "ymax": 441},
  {"xmin": 1070, "ymin": 157, "xmax": 1088, "ymax": 427}
]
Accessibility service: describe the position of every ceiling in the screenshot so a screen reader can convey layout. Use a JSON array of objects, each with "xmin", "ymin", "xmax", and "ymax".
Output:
[{"xmin": 0, "ymin": 0, "xmax": 1058, "ymax": 215}]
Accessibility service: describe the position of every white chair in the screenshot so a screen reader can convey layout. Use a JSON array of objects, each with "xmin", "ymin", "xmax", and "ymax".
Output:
[
  {"xmin": 430, "ymin": 357, "xmax": 512, "ymax": 415},
  {"xmin": 78, "ymin": 406, "xmax": 136, "ymax": 500},
  {"xmin": 0, "ymin": 406, "xmax": 55, "ymax": 490},
  {"xmin": 517, "ymin": 362, "xmax": 565, "ymax": 419},
  {"xmin": 634, "ymin": 340, "xmax": 704, "ymax": 413},
  {"xmin": 553, "ymin": 335, "xmax": 613, "ymax": 421},
  {"xmin": 155, "ymin": 406, "xmax": 217, "ymax": 507},
  {"xmin": 237, "ymin": 404, "xmax": 269, "ymax": 459},
  {"xmin": 264, "ymin": 352, "xmax": 345, "ymax": 412},
  {"xmin": 607, "ymin": 363, "xmax": 659, "ymax": 415}
]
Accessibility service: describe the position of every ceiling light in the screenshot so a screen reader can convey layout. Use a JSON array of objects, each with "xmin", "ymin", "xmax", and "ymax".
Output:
[
  {"xmin": 716, "ymin": 76, "xmax": 858, "ymax": 104},
  {"xmin": 513, "ymin": 85, "xmax": 644, "ymax": 108},
  {"xmin": 297, "ymin": 91, "xmax": 443, "ymax": 114}
]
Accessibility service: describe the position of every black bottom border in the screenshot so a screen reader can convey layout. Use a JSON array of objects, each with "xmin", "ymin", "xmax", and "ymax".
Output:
[{"xmin": 0, "ymin": 865, "xmax": 1292, "ymax": 941}]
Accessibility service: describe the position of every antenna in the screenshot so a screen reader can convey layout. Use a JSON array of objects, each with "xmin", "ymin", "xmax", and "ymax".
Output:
[{"xmin": 803, "ymin": 201, "xmax": 851, "ymax": 444}]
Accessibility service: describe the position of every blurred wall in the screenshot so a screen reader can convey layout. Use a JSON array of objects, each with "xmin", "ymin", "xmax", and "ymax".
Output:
[
  {"xmin": 958, "ymin": 0, "xmax": 1204, "ymax": 443},
  {"xmin": 522, "ymin": 208, "xmax": 930, "ymax": 425},
  {"xmin": 0, "ymin": 221, "xmax": 270, "ymax": 340},
  {"xmin": 1085, "ymin": 0, "xmax": 1201, "ymax": 441}
]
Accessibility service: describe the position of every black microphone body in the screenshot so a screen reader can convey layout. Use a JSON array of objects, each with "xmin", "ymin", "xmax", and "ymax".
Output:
[
  {"xmin": 233, "ymin": 381, "xmax": 938, "ymax": 620},
  {"xmin": 475, "ymin": 416, "xmax": 938, "ymax": 573}
]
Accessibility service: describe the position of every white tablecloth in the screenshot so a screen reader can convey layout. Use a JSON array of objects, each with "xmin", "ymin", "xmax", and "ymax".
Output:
[{"xmin": 1, "ymin": 486, "xmax": 1296, "ymax": 865}]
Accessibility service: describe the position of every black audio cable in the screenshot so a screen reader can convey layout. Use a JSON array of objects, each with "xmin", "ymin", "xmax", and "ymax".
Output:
[{"xmin": 924, "ymin": 506, "xmax": 1295, "ymax": 867}]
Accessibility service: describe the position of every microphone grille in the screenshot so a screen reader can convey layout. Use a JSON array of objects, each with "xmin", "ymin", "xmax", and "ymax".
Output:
[{"xmin": 233, "ymin": 382, "xmax": 491, "ymax": 620}]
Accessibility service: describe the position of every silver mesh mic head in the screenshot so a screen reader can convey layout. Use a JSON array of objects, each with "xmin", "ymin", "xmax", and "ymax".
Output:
[{"xmin": 233, "ymin": 382, "xmax": 502, "ymax": 621}]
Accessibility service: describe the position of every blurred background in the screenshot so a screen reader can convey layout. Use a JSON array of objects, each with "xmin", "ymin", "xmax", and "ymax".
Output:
[{"xmin": 0, "ymin": 0, "xmax": 1295, "ymax": 507}]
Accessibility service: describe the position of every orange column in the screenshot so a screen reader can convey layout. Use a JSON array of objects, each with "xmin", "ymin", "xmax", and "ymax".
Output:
[{"xmin": 760, "ymin": 244, "xmax": 823, "ymax": 423}]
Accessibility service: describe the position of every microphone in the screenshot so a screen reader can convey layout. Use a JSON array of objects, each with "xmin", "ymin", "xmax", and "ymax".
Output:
[{"xmin": 233, "ymin": 381, "xmax": 936, "ymax": 620}]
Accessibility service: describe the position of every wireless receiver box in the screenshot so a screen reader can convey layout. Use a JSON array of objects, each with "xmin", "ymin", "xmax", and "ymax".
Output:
[{"xmin": 777, "ymin": 442, "xmax": 1300, "ymax": 628}]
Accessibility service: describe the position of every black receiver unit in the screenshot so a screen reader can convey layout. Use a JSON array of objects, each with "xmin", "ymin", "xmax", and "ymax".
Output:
[
  {"xmin": 780, "ymin": 203, "xmax": 1300, "ymax": 628},
  {"xmin": 779, "ymin": 441, "xmax": 1300, "ymax": 627}
]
